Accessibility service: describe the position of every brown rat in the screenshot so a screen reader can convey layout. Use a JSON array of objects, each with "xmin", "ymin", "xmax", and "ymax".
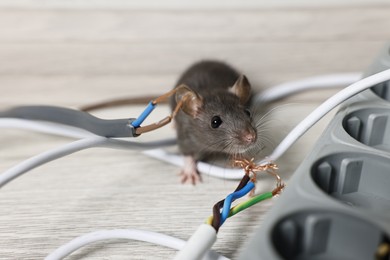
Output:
[{"xmin": 171, "ymin": 61, "xmax": 258, "ymax": 184}]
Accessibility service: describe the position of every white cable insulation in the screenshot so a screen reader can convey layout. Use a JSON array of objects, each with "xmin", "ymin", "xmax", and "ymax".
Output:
[
  {"xmin": 267, "ymin": 68, "xmax": 390, "ymax": 162},
  {"xmin": 101, "ymin": 137, "xmax": 176, "ymax": 151},
  {"xmin": 0, "ymin": 137, "xmax": 107, "ymax": 188},
  {"xmin": 254, "ymin": 73, "xmax": 361, "ymax": 104},
  {"xmin": 174, "ymin": 224, "xmax": 218, "ymax": 260},
  {"xmin": 0, "ymin": 136, "xmax": 177, "ymax": 188},
  {"xmin": 143, "ymin": 149, "xmax": 244, "ymax": 179},
  {"xmin": 45, "ymin": 229, "xmax": 228, "ymax": 260}
]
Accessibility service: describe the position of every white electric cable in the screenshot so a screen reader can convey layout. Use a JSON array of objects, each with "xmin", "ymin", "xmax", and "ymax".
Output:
[
  {"xmin": 266, "ymin": 68, "xmax": 390, "ymax": 162},
  {"xmin": 174, "ymin": 224, "xmax": 218, "ymax": 260},
  {"xmin": 143, "ymin": 149, "xmax": 244, "ymax": 179},
  {"xmin": 254, "ymin": 72, "xmax": 361, "ymax": 104},
  {"xmin": 102, "ymin": 137, "xmax": 176, "ymax": 151},
  {"xmin": 0, "ymin": 136, "xmax": 107, "ymax": 188},
  {"xmin": 45, "ymin": 229, "xmax": 229, "ymax": 260},
  {"xmin": 0, "ymin": 136, "xmax": 176, "ymax": 188}
]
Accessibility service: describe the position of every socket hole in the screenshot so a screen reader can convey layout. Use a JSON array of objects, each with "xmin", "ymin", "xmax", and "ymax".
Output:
[
  {"xmin": 371, "ymin": 81, "xmax": 390, "ymax": 101},
  {"xmin": 272, "ymin": 210, "xmax": 389, "ymax": 260},
  {"xmin": 343, "ymin": 108, "xmax": 390, "ymax": 151},
  {"xmin": 311, "ymin": 152, "xmax": 390, "ymax": 211}
]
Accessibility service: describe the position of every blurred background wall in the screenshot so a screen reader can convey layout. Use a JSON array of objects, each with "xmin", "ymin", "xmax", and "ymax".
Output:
[{"xmin": 0, "ymin": 0, "xmax": 389, "ymax": 107}]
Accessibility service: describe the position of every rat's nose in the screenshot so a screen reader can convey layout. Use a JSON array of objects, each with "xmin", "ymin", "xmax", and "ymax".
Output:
[{"xmin": 241, "ymin": 129, "xmax": 257, "ymax": 145}]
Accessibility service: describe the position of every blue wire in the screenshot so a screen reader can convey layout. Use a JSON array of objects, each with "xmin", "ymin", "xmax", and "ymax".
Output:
[
  {"xmin": 131, "ymin": 102, "xmax": 156, "ymax": 128},
  {"xmin": 220, "ymin": 181, "xmax": 255, "ymax": 225}
]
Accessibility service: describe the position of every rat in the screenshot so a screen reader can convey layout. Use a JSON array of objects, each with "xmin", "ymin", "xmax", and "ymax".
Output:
[
  {"xmin": 80, "ymin": 60, "xmax": 259, "ymax": 184},
  {"xmin": 170, "ymin": 61, "xmax": 258, "ymax": 184}
]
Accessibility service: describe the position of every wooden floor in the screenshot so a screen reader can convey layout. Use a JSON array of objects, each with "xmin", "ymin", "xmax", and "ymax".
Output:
[{"xmin": 0, "ymin": 1, "xmax": 389, "ymax": 259}]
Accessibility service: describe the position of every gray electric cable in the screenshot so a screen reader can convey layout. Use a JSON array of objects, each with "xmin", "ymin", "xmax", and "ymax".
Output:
[{"xmin": 0, "ymin": 106, "xmax": 136, "ymax": 137}]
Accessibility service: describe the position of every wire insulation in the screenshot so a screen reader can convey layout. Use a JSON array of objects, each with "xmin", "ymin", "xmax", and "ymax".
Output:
[
  {"xmin": 0, "ymin": 137, "xmax": 107, "ymax": 188},
  {"xmin": 267, "ymin": 68, "xmax": 390, "ymax": 162},
  {"xmin": 0, "ymin": 106, "xmax": 135, "ymax": 137},
  {"xmin": 220, "ymin": 181, "xmax": 255, "ymax": 225},
  {"xmin": 0, "ymin": 135, "xmax": 176, "ymax": 188},
  {"xmin": 0, "ymin": 118, "xmax": 94, "ymax": 139},
  {"xmin": 254, "ymin": 73, "xmax": 361, "ymax": 104},
  {"xmin": 212, "ymin": 175, "xmax": 250, "ymax": 230},
  {"xmin": 131, "ymin": 101, "xmax": 156, "ymax": 127},
  {"xmin": 143, "ymin": 149, "xmax": 245, "ymax": 179},
  {"xmin": 45, "ymin": 229, "xmax": 229, "ymax": 260},
  {"xmin": 228, "ymin": 191, "xmax": 273, "ymax": 218},
  {"xmin": 207, "ymin": 191, "xmax": 273, "ymax": 227},
  {"xmin": 173, "ymin": 224, "xmax": 218, "ymax": 260}
]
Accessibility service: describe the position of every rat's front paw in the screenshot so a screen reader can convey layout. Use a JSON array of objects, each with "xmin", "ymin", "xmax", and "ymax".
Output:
[
  {"xmin": 180, "ymin": 170, "xmax": 202, "ymax": 185},
  {"xmin": 180, "ymin": 156, "xmax": 202, "ymax": 185}
]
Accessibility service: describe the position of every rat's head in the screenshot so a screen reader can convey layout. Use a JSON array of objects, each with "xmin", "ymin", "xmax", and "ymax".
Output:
[{"xmin": 177, "ymin": 75, "xmax": 258, "ymax": 156}]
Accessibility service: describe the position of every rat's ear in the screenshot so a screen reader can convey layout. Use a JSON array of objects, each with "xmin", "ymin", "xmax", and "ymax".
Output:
[
  {"xmin": 230, "ymin": 75, "xmax": 251, "ymax": 104},
  {"xmin": 175, "ymin": 85, "xmax": 203, "ymax": 118}
]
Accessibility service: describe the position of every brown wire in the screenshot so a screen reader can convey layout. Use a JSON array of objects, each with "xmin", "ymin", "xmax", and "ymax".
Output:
[{"xmin": 211, "ymin": 174, "xmax": 250, "ymax": 232}]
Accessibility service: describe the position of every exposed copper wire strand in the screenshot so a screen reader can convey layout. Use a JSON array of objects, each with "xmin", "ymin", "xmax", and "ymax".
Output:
[{"xmin": 233, "ymin": 158, "xmax": 281, "ymax": 188}]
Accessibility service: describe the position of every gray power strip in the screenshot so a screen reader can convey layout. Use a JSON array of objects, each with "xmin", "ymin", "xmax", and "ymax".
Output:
[{"xmin": 240, "ymin": 43, "xmax": 390, "ymax": 260}]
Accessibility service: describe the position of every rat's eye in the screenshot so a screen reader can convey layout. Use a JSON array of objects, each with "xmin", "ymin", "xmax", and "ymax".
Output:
[
  {"xmin": 244, "ymin": 109, "xmax": 251, "ymax": 117},
  {"xmin": 211, "ymin": 116, "xmax": 223, "ymax": 128}
]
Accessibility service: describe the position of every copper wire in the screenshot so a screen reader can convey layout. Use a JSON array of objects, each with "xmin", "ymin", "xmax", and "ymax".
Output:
[{"xmin": 233, "ymin": 158, "xmax": 281, "ymax": 188}]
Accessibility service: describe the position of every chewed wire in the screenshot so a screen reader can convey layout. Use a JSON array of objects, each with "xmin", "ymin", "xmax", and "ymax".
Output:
[
  {"xmin": 209, "ymin": 159, "xmax": 285, "ymax": 231},
  {"xmin": 129, "ymin": 85, "xmax": 196, "ymax": 135},
  {"xmin": 207, "ymin": 182, "xmax": 284, "ymax": 230}
]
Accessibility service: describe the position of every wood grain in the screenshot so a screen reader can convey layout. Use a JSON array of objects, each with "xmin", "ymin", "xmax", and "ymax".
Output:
[{"xmin": 0, "ymin": 2, "xmax": 388, "ymax": 259}]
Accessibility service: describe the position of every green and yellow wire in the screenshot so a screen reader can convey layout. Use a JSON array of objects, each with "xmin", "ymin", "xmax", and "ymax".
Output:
[{"xmin": 206, "ymin": 191, "xmax": 274, "ymax": 226}]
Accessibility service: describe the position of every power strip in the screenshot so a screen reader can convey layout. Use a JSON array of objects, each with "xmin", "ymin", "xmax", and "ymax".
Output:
[{"xmin": 240, "ymin": 43, "xmax": 390, "ymax": 260}]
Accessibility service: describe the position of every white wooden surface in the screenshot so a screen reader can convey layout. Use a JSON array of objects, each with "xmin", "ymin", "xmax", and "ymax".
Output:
[{"xmin": 0, "ymin": 2, "xmax": 389, "ymax": 259}]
